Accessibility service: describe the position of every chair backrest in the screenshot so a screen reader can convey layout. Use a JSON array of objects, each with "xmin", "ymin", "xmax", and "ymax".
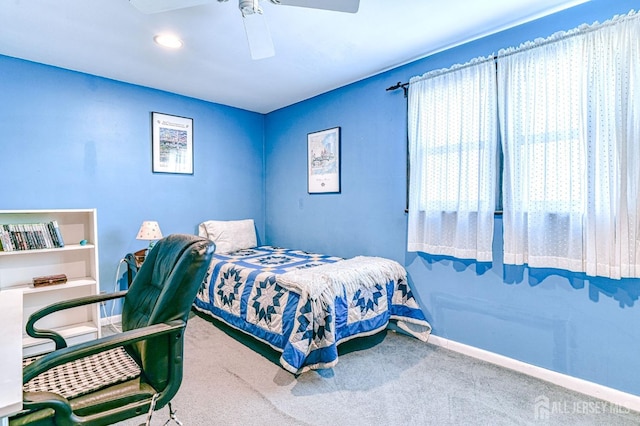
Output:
[{"xmin": 121, "ymin": 234, "xmax": 214, "ymax": 389}]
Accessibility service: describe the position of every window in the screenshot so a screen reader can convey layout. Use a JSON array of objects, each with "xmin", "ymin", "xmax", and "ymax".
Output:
[
  {"xmin": 497, "ymin": 11, "xmax": 640, "ymax": 278},
  {"xmin": 407, "ymin": 57, "xmax": 498, "ymax": 262},
  {"xmin": 407, "ymin": 10, "xmax": 640, "ymax": 278}
]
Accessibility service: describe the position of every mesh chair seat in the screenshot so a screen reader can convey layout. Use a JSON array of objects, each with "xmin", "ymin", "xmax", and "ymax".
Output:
[{"xmin": 23, "ymin": 347, "xmax": 141, "ymax": 400}]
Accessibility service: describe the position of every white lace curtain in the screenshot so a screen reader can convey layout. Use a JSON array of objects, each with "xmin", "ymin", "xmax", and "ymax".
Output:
[
  {"xmin": 407, "ymin": 57, "xmax": 498, "ymax": 262},
  {"xmin": 497, "ymin": 11, "xmax": 640, "ymax": 278}
]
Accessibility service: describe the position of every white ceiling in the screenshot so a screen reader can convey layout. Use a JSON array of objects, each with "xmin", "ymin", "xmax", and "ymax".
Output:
[{"xmin": 1, "ymin": 0, "xmax": 588, "ymax": 114}]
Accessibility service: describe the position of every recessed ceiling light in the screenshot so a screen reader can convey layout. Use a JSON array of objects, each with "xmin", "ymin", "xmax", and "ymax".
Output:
[{"xmin": 154, "ymin": 34, "xmax": 183, "ymax": 49}]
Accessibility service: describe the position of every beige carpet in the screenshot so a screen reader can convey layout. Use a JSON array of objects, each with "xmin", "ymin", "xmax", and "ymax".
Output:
[{"xmin": 116, "ymin": 312, "xmax": 640, "ymax": 425}]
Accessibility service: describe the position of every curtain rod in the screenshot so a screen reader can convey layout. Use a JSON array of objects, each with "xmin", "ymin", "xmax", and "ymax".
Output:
[
  {"xmin": 386, "ymin": 55, "xmax": 496, "ymax": 97},
  {"xmin": 385, "ymin": 9, "xmax": 639, "ymax": 96},
  {"xmin": 385, "ymin": 81, "xmax": 409, "ymax": 97}
]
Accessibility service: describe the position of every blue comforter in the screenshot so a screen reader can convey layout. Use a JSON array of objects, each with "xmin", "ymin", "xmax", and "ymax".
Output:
[{"xmin": 193, "ymin": 246, "xmax": 430, "ymax": 373}]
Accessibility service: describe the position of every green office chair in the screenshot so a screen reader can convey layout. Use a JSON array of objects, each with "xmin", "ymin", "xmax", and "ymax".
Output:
[{"xmin": 10, "ymin": 234, "xmax": 214, "ymax": 426}]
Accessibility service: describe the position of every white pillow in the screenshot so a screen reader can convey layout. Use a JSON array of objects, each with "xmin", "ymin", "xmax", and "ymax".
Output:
[{"xmin": 198, "ymin": 219, "xmax": 257, "ymax": 253}]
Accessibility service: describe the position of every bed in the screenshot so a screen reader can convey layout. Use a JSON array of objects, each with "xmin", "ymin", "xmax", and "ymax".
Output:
[{"xmin": 192, "ymin": 219, "xmax": 431, "ymax": 374}]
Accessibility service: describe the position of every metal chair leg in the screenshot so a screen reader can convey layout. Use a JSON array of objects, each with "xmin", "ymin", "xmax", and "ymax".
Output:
[
  {"xmin": 161, "ymin": 402, "xmax": 183, "ymax": 426},
  {"xmin": 139, "ymin": 393, "xmax": 160, "ymax": 426},
  {"xmin": 139, "ymin": 394, "xmax": 182, "ymax": 426}
]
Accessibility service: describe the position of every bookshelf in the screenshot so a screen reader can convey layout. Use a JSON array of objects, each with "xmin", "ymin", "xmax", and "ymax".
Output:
[{"xmin": 0, "ymin": 209, "xmax": 101, "ymax": 356}]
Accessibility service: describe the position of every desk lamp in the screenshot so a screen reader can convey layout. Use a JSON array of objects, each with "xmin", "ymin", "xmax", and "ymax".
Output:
[{"xmin": 135, "ymin": 221, "xmax": 163, "ymax": 264}]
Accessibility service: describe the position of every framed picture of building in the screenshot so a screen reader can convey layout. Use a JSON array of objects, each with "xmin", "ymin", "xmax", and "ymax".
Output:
[
  {"xmin": 307, "ymin": 127, "xmax": 340, "ymax": 194},
  {"xmin": 151, "ymin": 112, "xmax": 193, "ymax": 174}
]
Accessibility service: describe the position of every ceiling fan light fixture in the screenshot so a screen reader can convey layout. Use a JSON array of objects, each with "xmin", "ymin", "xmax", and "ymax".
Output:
[
  {"xmin": 154, "ymin": 34, "xmax": 184, "ymax": 49},
  {"xmin": 134, "ymin": 0, "xmax": 359, "ymax": 61},
  {"xmin": 239, "ymin": 0, "xmax": 262, "ymax": 16}
]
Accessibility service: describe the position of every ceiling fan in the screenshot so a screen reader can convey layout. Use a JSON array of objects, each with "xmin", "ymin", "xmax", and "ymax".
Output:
[{"xmin": 129, "ymin": 0, "xmax": 360, "ymax": 60}]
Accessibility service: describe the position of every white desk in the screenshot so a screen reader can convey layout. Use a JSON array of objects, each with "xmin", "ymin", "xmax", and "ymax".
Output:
[{"xmin": 0, "ymin": 289, "xmax": 23, "ymax": 426}]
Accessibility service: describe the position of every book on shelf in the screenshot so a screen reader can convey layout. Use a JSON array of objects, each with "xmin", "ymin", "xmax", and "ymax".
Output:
[
  {"xmin": 0, "ymin": 221, "xmax": 66, "ymax": 251},
  {"xmin": 49, "ymin": 220, "xmax": 65, "ymax": 248}
]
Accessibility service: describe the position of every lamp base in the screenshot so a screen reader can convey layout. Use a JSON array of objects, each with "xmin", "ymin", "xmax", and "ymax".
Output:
[{"xmin": 134, "ymin": 248, "xmax": 147, "ymax": 268}]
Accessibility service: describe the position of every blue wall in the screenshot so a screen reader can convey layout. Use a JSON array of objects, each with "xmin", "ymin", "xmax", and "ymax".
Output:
[
  {"xmin": 0, "ymin": 56, "xmax": 266, "ymax": 295},
  {"xmin": 264, "ymin": 0, "xmax": 640, "ymax": 396}
]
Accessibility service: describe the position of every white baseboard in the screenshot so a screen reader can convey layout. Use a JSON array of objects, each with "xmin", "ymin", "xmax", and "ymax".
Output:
[
  {"xmin": 100, "ymin": 315, "xmax": 121, "ymax": 327},
  {"xmin": 427, "ymin": 334, "xmax": 640, "ymax": 413}
]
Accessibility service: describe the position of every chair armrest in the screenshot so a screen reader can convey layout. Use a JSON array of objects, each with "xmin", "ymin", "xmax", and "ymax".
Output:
[
  {"xmin": 23, "ymin": 320, "xmax": 186, "ymax": 383},
  {"xmin": 22, "ymin": 391, "xmax": 73, "ymax": 419},
  {"xmin": 26, "ymin": 290, "xmax": 128, "ymax": 350}
]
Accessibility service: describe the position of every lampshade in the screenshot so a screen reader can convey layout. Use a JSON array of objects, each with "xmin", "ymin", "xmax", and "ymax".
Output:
[{"xmin": 136, "ymin": 221, "xmax": 163, "ymax": 241}]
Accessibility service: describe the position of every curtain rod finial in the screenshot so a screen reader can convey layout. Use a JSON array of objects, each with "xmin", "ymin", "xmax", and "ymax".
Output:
[{"xmin": 385, "ymin": 81, "xmax": 409, "ymax": 97}]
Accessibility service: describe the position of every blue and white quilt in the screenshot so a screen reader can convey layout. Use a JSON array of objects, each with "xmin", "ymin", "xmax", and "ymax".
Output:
[{"xmin": 192, "ymin": 246, "xmax": 431, "ymax": 373}]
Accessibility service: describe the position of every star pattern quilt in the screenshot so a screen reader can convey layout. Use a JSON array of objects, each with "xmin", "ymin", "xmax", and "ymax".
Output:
[{"xmin": 192, "ymin": 246, "xmax": 431, "ymax": 373}]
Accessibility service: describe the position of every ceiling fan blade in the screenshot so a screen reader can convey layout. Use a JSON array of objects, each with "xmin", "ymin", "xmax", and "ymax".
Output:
[
  {"xmin": 242, "ymin": 12, "xmax": 275, "ymax": 60},
  {"xmin": 271, "ymin": 0, "xmax": 359, "ymax": 13},
  {"xmin": 129, "ymin": 0, "xmax": 211, "ymax": 14}
]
